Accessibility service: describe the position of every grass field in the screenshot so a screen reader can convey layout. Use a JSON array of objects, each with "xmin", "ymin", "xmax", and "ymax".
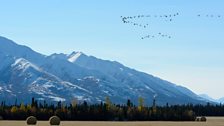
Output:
[{"xmin": 1, "ymin": 117, "xmax": 224, "ymax": 126}]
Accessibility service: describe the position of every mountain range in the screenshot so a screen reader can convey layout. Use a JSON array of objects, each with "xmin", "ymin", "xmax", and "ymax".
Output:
[
  {"xmin": 0, "ymin": 36, "xmax": 210, "ymax": 105},
  {"xmin": 199, "ymin": 94, "xmax": 224, "ymax": 104}
]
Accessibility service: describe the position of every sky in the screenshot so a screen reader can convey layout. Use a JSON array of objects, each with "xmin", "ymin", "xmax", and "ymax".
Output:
[{"xmin": 0, "ymin": 0, "xmax": 224, "ymax": 99}]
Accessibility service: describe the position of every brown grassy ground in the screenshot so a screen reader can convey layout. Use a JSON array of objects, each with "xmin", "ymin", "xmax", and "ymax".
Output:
[{"xmin": 1, "ymin": 117, "xmax": 224, "ymax": 126}]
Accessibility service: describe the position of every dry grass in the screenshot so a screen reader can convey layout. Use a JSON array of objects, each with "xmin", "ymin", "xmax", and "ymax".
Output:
[{"xmin": 0, "ymin": 117, "xmax": 224, "ymax": 126}]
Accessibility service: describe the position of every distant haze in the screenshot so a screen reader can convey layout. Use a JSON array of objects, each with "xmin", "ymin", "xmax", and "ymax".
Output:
[{"xmin": 0, "ymin": 0, "xmax": 224, "ymax": 99}]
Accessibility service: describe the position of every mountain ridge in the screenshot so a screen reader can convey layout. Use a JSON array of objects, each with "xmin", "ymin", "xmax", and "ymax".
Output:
[{"xmin": 0, "ymin": 36, "xmax": 209, "ymax": 105}]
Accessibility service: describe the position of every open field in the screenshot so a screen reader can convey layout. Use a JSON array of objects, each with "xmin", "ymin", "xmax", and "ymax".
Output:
[{"xmin": 1, "ymin": 117, "xmax": 224, "ymax": 126}]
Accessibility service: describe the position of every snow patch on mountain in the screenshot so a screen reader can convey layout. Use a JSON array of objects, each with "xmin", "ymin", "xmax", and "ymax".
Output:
[
  {"xmin": 12, "ymin": 58, "xmax": 42, "ymax": 72},
  {"xmin": 47, "ymin": 96, "xmax": 66, "ymax": 102},
  {"xmin": 68, "ymin": 51, "xmax": 83, "ymax": 62}
]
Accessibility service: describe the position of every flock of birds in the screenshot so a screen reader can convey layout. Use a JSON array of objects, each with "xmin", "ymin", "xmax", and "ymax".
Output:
[
  {"xmin": 121, "ymin": 13, "xmax": 223, "ymax": 40},
  {"xmin": 120, "ymin": 13, "xmax": 180, "ymax": 39},
  {"xmin": 197, "ymin": 14, "xmax": 223, "ymax": 18},
  {"xmin": 121, "ymin": 13, "xmax": 179, "ymax": 27},
  {"xmin": 141, "ymin": 32, "xmax": 171, "ymax": 39}
]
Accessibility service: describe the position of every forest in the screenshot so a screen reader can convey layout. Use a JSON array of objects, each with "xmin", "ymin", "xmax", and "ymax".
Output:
[{"xmin": 0, "ymin": 97, "xmax": 223, "ymax": 121}]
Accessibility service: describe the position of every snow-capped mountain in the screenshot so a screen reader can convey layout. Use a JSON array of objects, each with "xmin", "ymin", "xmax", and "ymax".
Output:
[
  {"xmin": 218, "ymin": 97, "xmax": 224, "ymax": 104},
  {"xmin": 199, "ymin": 94, "xmax": 217, "ymax": 103},
  {"xmin": 199, "ymin": 94, "xmax": 224, "ymax": 104},
  {"xmin": 0, "ymin": 36, "xmax": 208, "ymax": 105}
]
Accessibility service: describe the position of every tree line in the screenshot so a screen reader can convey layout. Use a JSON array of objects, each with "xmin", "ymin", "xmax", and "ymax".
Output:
[{"xmin": 0, "ymin": 97, "xmax": 222, "ymax": 121}]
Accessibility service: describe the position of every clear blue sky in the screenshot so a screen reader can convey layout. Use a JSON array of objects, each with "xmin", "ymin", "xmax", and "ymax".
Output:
[{"xmin": 0, "ymin": 0, "xmax": 224, "ymax": 99}]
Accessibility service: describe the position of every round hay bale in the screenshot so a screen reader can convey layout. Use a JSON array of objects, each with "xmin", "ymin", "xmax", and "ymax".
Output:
[
  {"xmin": 195, "ymin": 117, "xmax": 200, "ymax": 121},
  {"xmin": 49, "ymin": 116, "xmax": 60, "ymax": 125},
  {"xmin": 200, "ymin": 116, "xmax": 207, "ymax": 122},
  {"xmin": 26, "ymin": 116, "xmax": 37, "ymax": 125}
]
